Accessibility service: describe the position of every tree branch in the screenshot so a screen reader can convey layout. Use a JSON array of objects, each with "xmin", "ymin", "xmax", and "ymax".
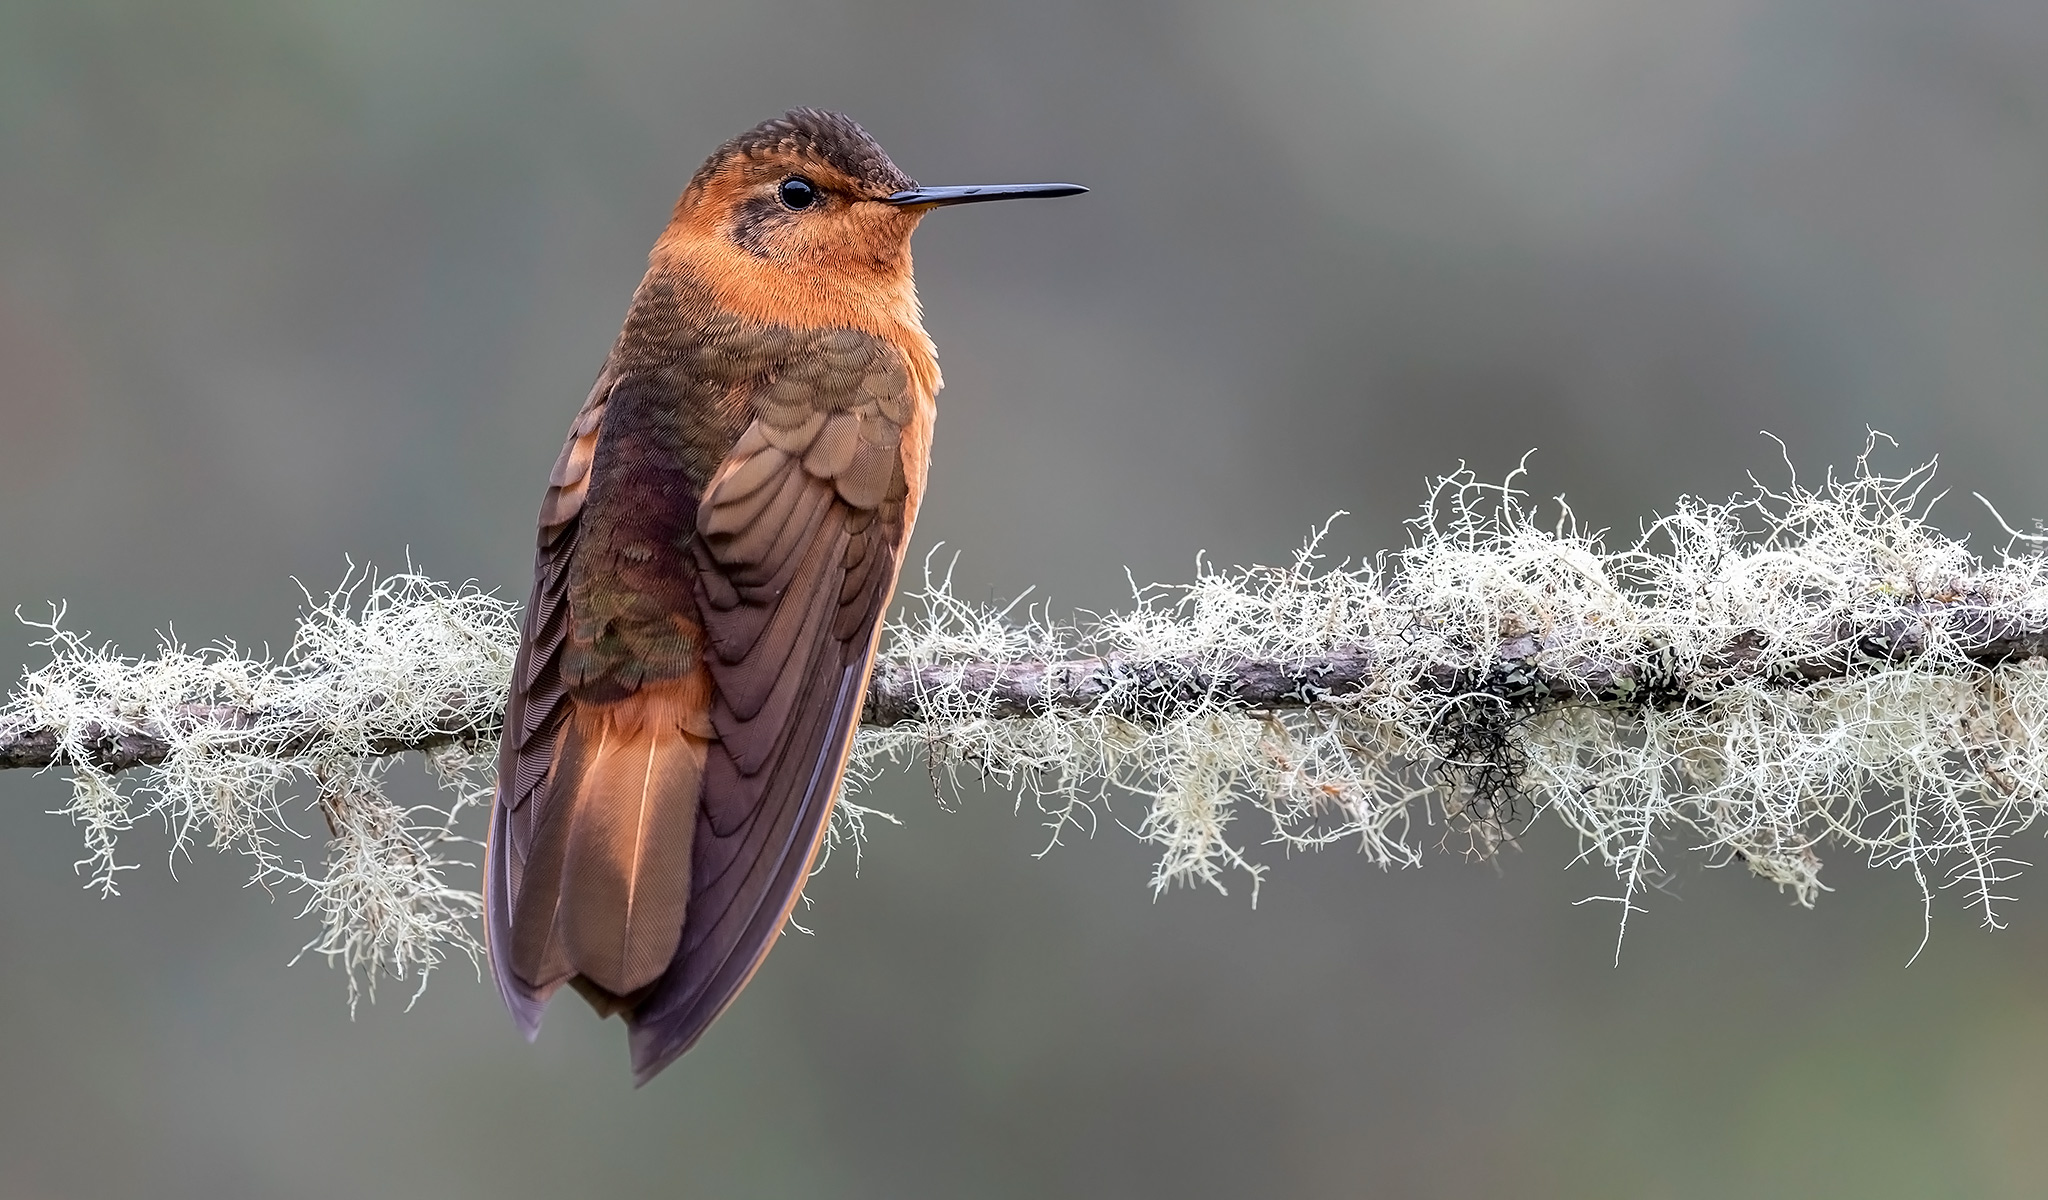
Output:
[
  {"xmin": 12, "ymin": 601, "xmax": 2044, "ymax": 775},
  {"xmin": 9, "ymin": 450, "xmax": 2048, "ymax": 1001}
]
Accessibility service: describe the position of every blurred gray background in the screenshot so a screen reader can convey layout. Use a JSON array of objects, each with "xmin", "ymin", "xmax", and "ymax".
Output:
[{"xmin": 6, "ymin": 1, "xmax": 2048, "ymax": 1196}]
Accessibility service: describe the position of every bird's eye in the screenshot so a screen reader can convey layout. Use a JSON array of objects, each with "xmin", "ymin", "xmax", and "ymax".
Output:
[{"xmin": 778, "ymin": 177, "xmax": 818, "ymax": 211}]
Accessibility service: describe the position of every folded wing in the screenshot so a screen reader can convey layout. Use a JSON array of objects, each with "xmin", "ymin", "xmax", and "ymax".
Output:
[
  {"xmin": 625, "ymin": 332, "xmax": 913, "ymax": 1082},
  {"xmin": 487, "ymin": 372, "xmax": 612, "ymax": 1036}
]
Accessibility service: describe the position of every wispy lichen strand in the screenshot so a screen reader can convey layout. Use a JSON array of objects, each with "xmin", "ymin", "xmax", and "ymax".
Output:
[
  {"xmin": 7, "ymin": 447, "xmax": 2048, "ymax": 1000},
  {"xmin": 6, "ymin": 570, "xmax": 516, "ymax": 1007},
  {"xmin": 857, "ymin": 449, "xmax": 2048, "ymax": 939}
]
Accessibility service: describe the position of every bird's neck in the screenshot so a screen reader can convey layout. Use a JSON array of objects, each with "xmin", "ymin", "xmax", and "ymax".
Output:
[{"xmin": 649, "ymin": 227, "xmax": 941, "ymax": 400}]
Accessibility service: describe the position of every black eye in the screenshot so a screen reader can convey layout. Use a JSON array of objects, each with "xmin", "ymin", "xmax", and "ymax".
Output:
[{"xmin": 778, "ymin": 177, "xmax": 817, "ymax": 210}]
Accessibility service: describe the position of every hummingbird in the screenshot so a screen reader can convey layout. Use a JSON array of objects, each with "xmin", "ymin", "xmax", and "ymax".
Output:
[{"xmin": 486, "ymin": 109, "xmax": 1084, "ymax": 1084}]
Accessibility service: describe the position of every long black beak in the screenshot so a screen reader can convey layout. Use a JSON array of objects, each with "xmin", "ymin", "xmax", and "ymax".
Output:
[{"xmin": 884, "ymin": 182, "xmax": 1088, "ymax": 208}]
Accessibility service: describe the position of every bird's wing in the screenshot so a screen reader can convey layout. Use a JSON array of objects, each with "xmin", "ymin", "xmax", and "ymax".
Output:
[
  {"xmin": 624, "ymin": 327, "xmax": 915, "ymax": 1083},
  {"xmin": 487, "ymin": 370, "xmax": 613, "ymax": 1036},
  {"xmin": 490, "ymin": 333, "xmax": 752, "ymax": 1020}
]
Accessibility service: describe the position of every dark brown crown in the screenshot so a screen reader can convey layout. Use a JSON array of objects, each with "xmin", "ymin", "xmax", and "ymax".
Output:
[{"xmin": 689, "ymin": 109, "xmax": 915, "ymax": 196}]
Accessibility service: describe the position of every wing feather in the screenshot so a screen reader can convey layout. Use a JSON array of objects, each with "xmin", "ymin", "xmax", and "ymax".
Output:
[
  {"xmin": 488, "ymin": 372, "xmax": 614, "ymax": 1036},
  {"xmin": 622, "ymin": 343, "xmax": 912, "ymax": 1083}
]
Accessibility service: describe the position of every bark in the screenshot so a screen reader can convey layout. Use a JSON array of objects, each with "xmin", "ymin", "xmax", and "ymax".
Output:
[{"xmin": 8, "ymin": 599, "xmax": 2045, "ymax": 776}]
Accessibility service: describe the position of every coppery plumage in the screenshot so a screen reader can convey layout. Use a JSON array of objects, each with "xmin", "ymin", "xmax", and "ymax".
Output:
[{"xmin": 485, "ymin": 109, "xmax": 1082, "ymax": 1083}]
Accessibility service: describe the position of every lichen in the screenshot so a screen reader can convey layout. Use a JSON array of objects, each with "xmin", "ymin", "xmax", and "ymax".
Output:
[{"xmin": 10, "ymin": 441, "xmax": 2048, "ymax": 1001}]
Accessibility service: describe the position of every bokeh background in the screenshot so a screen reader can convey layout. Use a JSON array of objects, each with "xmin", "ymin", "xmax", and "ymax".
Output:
[{"xmin": 5, "ymin": 1, "xmax": 2048, "ymax": 1196}]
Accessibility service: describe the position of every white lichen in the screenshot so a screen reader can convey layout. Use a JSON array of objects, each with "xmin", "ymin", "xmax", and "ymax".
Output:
[
  {"xmin": 8, "ymin": 569, "xmax": 516, "ymax": 1007},
  {"xmin": 852, "ymin": 439, "xmax": 2048, "ymax": 961},
  {"xmin": 8, "ymin": 441, "xmax": 2048, "ymax": 1002}
]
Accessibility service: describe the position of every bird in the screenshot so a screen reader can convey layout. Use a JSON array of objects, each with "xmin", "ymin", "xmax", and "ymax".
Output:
[{"xmin": 485, "ymin": 109, "xmax": 1084, "ymax": 1084}]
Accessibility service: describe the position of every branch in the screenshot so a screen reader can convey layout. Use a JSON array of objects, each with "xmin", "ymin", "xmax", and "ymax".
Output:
[
  {"xmin": 866, "ymin": 605, "xmax": 2048, "ymax": 721},
  {"xmin": 0, "ymin": 701, "xmax": 484, "ymax": 774},
  {"xmin": 9, "ymin": 444, "xmax": 2048, "ymax": 1001},
  {"xmin": 18, "ymin": 605, "xmax": 2048, "ymax": 775}
]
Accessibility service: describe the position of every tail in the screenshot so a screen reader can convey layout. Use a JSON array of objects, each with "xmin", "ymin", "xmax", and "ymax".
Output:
[{"xmin": 500, "ymin": 675, "xmax": 710, "ymax": 1009}]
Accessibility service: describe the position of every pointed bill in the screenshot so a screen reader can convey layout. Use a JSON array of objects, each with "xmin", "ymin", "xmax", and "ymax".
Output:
[{"xmin": 883, "ymin": 182, "xmax": 1088, "ymax": 208}]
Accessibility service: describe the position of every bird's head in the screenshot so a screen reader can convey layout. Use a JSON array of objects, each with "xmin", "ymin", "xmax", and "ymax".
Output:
[{"xmin": 664, "ymin": 109, "xmax": 1084, "ymax": 293}]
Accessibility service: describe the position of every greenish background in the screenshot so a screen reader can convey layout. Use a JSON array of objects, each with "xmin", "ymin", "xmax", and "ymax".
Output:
[{"xmin": 5, "ymin": 1, "xmax": 2048, "ymax": 1196}]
